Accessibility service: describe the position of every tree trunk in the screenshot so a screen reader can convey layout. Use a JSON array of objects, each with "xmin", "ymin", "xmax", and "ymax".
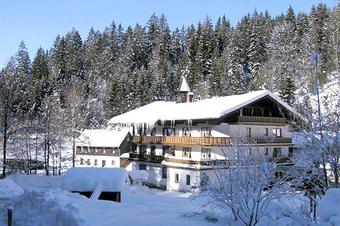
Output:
[
  {"xmin": 322, "ymin": 160, "xmax": 329, "ymax": 188},
  {"xmin": 2, "ymin": 113, "xmax": 7, "ymax": 178},
  {"xmin": 72, "ymin": 135, "xmax": 75, "ymax": 168},
  {"xmin": 334, "ymin": 166, "xmax": 339, "ymax": 188}
]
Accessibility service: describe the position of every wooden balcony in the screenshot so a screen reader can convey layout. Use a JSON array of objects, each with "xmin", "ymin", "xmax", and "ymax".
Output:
[
  {"xmin": 131, "ymin": 136, "xmax": 231, "ymax": 147},
  {"xmin": 236, "ymin": 116, "xmax": 286, "ymax": 125},
  {"xmin": 252, "ymin": 137, "xmax": 292, "ymax": 144},
  {"xmin": 131, "ymin": 136, "xmax": 292, "ymax": 146},
  {"xmin": 164, "ymin": 157, "xmax": 234, "ymax": 167},
  {"xmin": 129, "ymin": 153, "xmax": 164, "ymax": 164}
]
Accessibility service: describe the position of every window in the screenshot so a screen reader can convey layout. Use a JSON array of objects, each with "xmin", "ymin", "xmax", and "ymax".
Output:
[
  {"xmin": 246, "ymin": 127, "xmax": 252, "ymax": 137},
  {"xmin": 151, "ymin": 127, "xmax": 156, "ymax": 136},
  {"xmin": 201, "ymin": 148, "xmax": 211, "ymax": 158},
  {"xmin": 162, "ymin": 167, "xmax": 167, "ymax": 179},
  {"xmin": 94, "ymin": 159, "xmax": 98, "ymax": 166},
  {"xmin": 265, "ymin": 128, "xmax": 269, "ymax": 136},
  {"xmin": 143, "ymin": 123, "xmax": 147, "ymax": 135},
  {"xmin": 140, "ymin": 164, "xmax": 147, "ymax": 170},
  {"xmin": 175, "ymin": 173, "xmax": 179, "ymax": 183},
  {"xmin": 201, "ymin": 127, "xmax": 211, "ymax": 137},
  {"xmin": 139, "ymin": 145, "xmax": 147, "ymax": 155},
  {"xmin": 87, "ymin": 159, "xmax": 91, "ymax": 165},
  {"xmin": 150, "ymin": 145, "xmax": 156, "ymax": 156},
  {"xmin": 163, "ymin": 128, "xmax": 175, "ymax": 136},
  {"xmin": 102, "ymin": 160, "xmax": 106, "ymax": 167},
  {"xmin": 182, "ymin": 147, "xmax": 192, "ymax": 158},
  {"xmin": 76, "ymin": 146, "xmax": 81, "ymax": 153},
  {"xmin": 89, "ymin": 147, "xmax": 95, "ymax": 153},
  {"xmin": 289, "ymin": 148, "xmax": 294, "ymax": 157},
  {"xmin": 182, "ymin": 127, "xmax": 191, "ymax": 136},
  {"xmin": 272, "ymin": 128, "xmax": 282, "ymax": 137},
  {"xmin": 273, "ymin": 148, "xmax": 281, "ymax": 158},
  {"xmin": 265, "ymin": 148, "xmax": 269, "ymax": 156},
  {"xmin": 80, "ymin": 158, "xmax": 84, "ymax": 165},
  {"xmin": 275, "ymin": 171, "xmax": 283, "ymax": 178},
  {"xmin": 200, "ymin": 173, "xmax": 209, "ymax": 186},
  {"xmin": 244, "ymin": 108, "xmax": 252, "ymax": 116},
  {"xmin": 186, "ymin": 175, "xmax": 190, "ymax": 186},
  {"xmin": 111, "ymin": 160, "xmax": 115, "ymax": 166}
]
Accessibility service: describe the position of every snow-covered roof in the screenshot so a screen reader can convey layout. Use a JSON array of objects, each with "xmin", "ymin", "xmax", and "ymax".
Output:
[
  {"xmin": 62, "ymin": 167, "xmax": 128, "ymax": 192},
  {"xmin": 76, "ymin": 129, "xmax": 129, "ymax": 147},
  {"xmin": 108, "ymin": 90, "xmax": 299, "ymax": 125},
  {"xmin": 128, "ymin": 170, "xmax": 148, "ymax": 181},
  {"xmin": 179, "ymin": 76, "xmax": 191, "ymax": 92}
]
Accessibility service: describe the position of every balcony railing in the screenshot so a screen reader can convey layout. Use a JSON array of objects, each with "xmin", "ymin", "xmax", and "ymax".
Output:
[
  {"xmin": 163, "ymin": 157, "xmax": 234, "ymax": 166},
  {"xmin": 237, "ymin": 116, "xmax": 286, "ymax": 125},
  {"xmin": 252, "ymin": 137, "xmax": 292, "ymax": 144},
  {"xmin": 132, "ymin": 136, "xmax": 231, "ymax": 146},
  {"xmin": 129, "ymin": 153, "xmax": 164, "ymax": 164},
  {"xmin": 131, "ymin": 136, "xmax": 292, "ymax": 146}
]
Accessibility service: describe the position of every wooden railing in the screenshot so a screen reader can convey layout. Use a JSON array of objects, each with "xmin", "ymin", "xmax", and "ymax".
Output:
[
  {"xmin": 164, "ymin": 157, "xmax": 234, "ymax": 166},
  {"xmin": 131, "ymin": 136, "xmax": 292, "ymax": 146},
  {"xmin": 132, "ymin": 136, "xmax": 231, "ymax": 146},
  {"xmin": 237, "ymin": 116, "xmax": 286, "ymax": 125},
  {"xmin": 129, "ymin": 153, "xmax": 164, "ymax": 164},
  {"xmin": 253, "ymin": 137, "xmax": 292, "ymax": 144}
]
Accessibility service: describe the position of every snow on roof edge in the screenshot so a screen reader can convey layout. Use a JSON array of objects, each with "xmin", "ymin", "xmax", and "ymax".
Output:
[{"xmin": 108, "ymin": 90, "xmax": 301, "ymax": 125}]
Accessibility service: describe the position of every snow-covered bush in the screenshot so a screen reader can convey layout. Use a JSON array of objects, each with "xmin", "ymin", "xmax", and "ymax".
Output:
[{"xmin": 201, "ymin": 141, "xmax": 287, "ymax": 226}]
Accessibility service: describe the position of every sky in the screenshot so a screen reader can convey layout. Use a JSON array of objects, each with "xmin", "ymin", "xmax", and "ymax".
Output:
[{"xmin": 0, "ymin": 0, "xmax": 337, "ymax": 68}]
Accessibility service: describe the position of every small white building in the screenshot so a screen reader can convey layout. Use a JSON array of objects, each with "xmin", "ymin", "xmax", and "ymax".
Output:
[
  {"xmin": 62, "ymin": 167, "xmax": 128, "ymax": 202},
  {"xmin": 75, "ymin": 129, "xmax": 131, "ymax": 168}
]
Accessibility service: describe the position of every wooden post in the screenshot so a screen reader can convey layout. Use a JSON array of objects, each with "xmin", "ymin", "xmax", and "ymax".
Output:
[{"xmin": 7, "ymin": 206, "xmax": 13, "ymax": 226}]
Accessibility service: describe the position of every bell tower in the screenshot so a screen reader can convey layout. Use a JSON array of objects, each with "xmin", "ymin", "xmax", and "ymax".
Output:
[{"xmin": 176, "ymin": 76, "xmax": 193, "ymax": 103}]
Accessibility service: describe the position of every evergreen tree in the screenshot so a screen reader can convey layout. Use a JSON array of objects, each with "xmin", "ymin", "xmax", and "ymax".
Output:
[{"xmin": 31, "ymin": 48, "xmax": 50, "ymax": 115}]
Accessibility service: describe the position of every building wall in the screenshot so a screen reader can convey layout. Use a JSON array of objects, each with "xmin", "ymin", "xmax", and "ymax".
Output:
[
  {"xmin": 166, "ymin": 167, "xmax": 201, "ymax": 192},
  {"xmin": 76, "ymin": 155, "xmax": 121, "ymax": 168},
  {"xmin": 133, "ymin": 162, "xmax": 167, "ymax": 188}
]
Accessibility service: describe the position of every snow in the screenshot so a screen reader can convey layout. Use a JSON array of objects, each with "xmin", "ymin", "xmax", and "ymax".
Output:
[
  {"xmin": 108, "ymin": 90, "xmax": 299, "ymax": 125},
  {"xmin": 1, "ymin": 174, "xmax": 340, "ymax": 226},
  {"xmin": 128, "ymin": 170, "xmax": 148, "ymax": 181},
  {"xmin": 0, "ymin": 178, "xmax": 24, "ymax": 199},
  {"xmin": 76, "ymin": 128, "xmax": 129, "ymax": 147},
  {"xmin": 179, "ymin": 76, "xmax": 191, "ymax": 92},
  {"xmin": 319, "ymin": 189, "xmax": 340, "ymax": 226},
  {"xmin": 62, "ymin": 167, "xmax": 128, "ymax": 192},
  {"xmin": 120, "ymin": 153, "xmax": 130, "ymax": 158}
]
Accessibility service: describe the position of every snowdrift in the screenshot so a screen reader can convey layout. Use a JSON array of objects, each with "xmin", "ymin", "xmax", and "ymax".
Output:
[
  {"xmin": 319, "ymin": 188, "xmax": 340, "ymax": 226},
  {"xmin": 1, "ymin": 189, "xmax": 84, "ymax": 226},
  {"xmin": 0, "ymin": 178, "xmax": 24, "ymax": 199}
]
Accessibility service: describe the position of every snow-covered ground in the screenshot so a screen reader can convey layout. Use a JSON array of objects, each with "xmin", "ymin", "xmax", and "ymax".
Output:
[
  {"xmin": 0, "ymin": 175, "xmax": 222, "ymax": 226},
  {"xmin": 1, "ymin": 174, "xmax": 340, "ymax": 226}
]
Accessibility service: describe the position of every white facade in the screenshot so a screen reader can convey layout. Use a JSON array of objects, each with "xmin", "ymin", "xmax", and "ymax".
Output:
[
  {"xmin": 107, "ymin": 90, "xmax": 299, "ymax": 192},
  {"xmin": 77, "ymin": 155, "xmax": 121, "ymax": 168}
]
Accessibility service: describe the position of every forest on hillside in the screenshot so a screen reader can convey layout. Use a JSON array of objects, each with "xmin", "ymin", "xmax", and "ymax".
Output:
[
  {"xmin": 1, "ymin": 4, "xmax": 339, "ymax": 127},
  {"xmin": 0, "ymin": 3, "xmax": 339, "ymax": 175}
]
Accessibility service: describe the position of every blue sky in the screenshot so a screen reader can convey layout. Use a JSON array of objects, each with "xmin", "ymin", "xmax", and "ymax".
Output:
[{"xmin": 0, "ymin": 0, "xmax": 336, "ymax": 67}]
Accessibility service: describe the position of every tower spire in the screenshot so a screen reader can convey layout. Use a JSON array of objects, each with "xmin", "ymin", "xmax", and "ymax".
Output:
[{"xmin": 176, "ymin": 76, "xmax": 193, "ymax": 103}]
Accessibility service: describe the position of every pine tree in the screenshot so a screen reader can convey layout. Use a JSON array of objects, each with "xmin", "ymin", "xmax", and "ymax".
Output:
[{"xmin": 31, "ymin": 48, "xmax": 50, "ymax": 115}]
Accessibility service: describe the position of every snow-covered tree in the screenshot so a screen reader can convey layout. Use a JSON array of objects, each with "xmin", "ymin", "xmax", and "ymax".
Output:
[{"xmin": 201, "ymin": 139, "xmax": 286, "ymax": 226}]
